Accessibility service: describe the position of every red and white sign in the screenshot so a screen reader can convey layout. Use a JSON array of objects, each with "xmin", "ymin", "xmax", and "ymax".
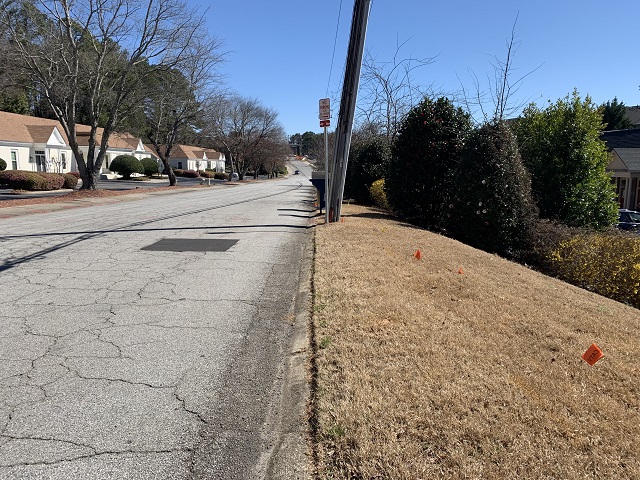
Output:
[
  {"xmin": 319, "ymin": 98, "xmax": 330, "ymax": 120},
  {"xmin": 320, "ymin": 119, "xmax": 330, "ymax": 128}
]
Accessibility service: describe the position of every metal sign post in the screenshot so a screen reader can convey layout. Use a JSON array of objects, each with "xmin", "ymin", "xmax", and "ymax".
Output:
[{"xmin": 319, "ymin": 99, "xmax": 331, "ymax": 224}]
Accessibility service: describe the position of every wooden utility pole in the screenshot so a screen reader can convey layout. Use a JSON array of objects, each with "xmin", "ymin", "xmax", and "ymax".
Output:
[{"xmin": 327, "ymin": 0, "xmax": 371, "ymax": 222}]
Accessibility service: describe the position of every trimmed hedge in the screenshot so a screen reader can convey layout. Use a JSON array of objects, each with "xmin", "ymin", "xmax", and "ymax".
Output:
[
  {"xmin": 35, "ymin": 172, "xmax": 65, "ymax": 190},
  {"xmin": 62, "ymin": 173, "xmax": 79, "ymax": 189},
  {"xmin": 446, "ymin": 121, "xmax": 537, "ymax": 258},
  {"xmin": 0, "ymin": 170, "xmax": 47, "ymax": 190},
  {"xmin": 199, "ymin": 171, "xmax": 214, "ymax": 178},
  {"xmin": 0, "ymin": 158, "xmax": 6, "ymax": 171},
  {"xmin": 172, "ymin": 169, "xmax": 199, "ymax": 178},
  {"xmin": 109, "ymin": 155, "xmax": 144, "ymax": 179},
  {"xmin": 67, "ymin": 171, "xmax": 81, "ymax": 179},
  {"xmin": 141, "ymin": 157, "xmax": 160, "ymax": 177},
  {"xmin": 214, "ymin": 172, "xmax": 229, "ymax": 180}
]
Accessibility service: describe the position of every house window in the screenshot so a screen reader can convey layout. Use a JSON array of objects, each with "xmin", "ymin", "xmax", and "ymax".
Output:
[
  {"xmin": 35, "ymin": 150, "xmax": 46, "ymax": 172},
  {"xmin": 61, "ymin": 153, "xmax": 67, "ymax": 170},
  {"xmin": 177, "ymin": 161, "xmax": 183, "ymax": 169},
  {"xmin": 11, "ymin": 151, "xmax": 18, "ymax": 170}
]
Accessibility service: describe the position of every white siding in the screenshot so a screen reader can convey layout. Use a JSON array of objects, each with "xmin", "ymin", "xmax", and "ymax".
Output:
[{"xmin": 0, "ymin": 144, "xmax": 31, "ymax": 170}]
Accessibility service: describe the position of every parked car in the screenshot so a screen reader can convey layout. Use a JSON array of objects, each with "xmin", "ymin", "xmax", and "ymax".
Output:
[{"xmin": 617, "ymin": 209, "xmax": 640, "ymax": 231}]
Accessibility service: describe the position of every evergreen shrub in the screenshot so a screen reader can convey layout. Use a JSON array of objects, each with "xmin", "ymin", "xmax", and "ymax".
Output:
[
  {"xmin": 141, "ymin": 157, "xmax": 160, "ymax": 177},
  {"xmin": 62, "ymin": 173, "xmax": 79, "ymax": 189},
  {"xmin": 447, "ymin": 122, "xmax": 537, "ymax": 257},
  {"xmin": 345, "ymin": 137, "xmax": 390, "ymax": 205},
  {"xmin": 35, "ymin": 172, "xmax": 65, "ymax": 190},
  {"xmin": 109, "ymin": 155, "xmax": 144, "ymax": 179},
  {"xmin": 0, "ymin": 170, "xmax": 47, "ymax": 190},
  {"xmin": 386, "ymin": 97, "xmax": 472, "ymax": 229}
]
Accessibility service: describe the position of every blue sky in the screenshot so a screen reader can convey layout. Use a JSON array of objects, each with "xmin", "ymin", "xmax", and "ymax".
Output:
[{"xmin": 203, "ymin": 1, "xmax": 640, "ymax": 136}]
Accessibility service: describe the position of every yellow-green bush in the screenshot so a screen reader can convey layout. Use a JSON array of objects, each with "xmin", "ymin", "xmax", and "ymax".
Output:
[
  {"xmin": 549, "ymin": 231, "xmax": 640, "ymax": 308},
  {"xmin": 369, "ymin": 179, "xmax": 389, "ymax": 210}
]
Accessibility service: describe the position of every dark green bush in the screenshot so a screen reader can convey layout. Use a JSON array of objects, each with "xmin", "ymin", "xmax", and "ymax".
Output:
[
  {"xmin": 214, "ymin": 172, "xmax": 229, "ymax": 180},
  {"xmin": 62, "ymin": 173, "xmax": 79, "ymax": 189},
  {"xmin": 109, "ymin": 155, "xmax": 144, "ymax": 179},
  {"xmin": 0, "ymin": 170, "xmax": 47, "ymax": 190},
  {"xmin": 345, "ymin": 137, "xmax": 391, "ymax": 204},
  {"xmin": 141, "ymin": 157, "xmax": 160, "ymax": 177},
  {"xmin": 446, "ymin": 122, "xmax": 537, "ymax": 257},
  {"xmin": 0, "ymin": 158, "xmax": 6, "ymax": 171},
  {"xmin": 514, "ymin": 91, "xmax": 617, "ymax": 229},
  {"xmin": 386, "ymin": 97, "xmax": 472, "ymax": 229}
]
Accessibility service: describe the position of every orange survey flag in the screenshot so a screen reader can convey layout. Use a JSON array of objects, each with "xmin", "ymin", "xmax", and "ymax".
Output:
[{"xmin": 582, "ymin": 343, "xmax": 604, "ymax": 366}]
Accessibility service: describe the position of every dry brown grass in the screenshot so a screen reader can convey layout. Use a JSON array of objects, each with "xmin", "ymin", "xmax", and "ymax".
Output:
[{"xmin": 312, "ymin": 204, "xmax": 640, "ymax": 479}]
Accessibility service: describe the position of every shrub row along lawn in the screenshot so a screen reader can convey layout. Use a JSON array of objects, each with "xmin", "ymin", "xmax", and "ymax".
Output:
[
  {"xmin": 312, "ymin": 204, "xmax": 639, "ymax": 479},
  {"xmin": 0, "ymin": 170, "xmax": 78, "ymax": 190}
]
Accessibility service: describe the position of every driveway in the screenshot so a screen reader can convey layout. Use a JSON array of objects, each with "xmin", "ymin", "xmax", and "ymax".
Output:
[{"xmin": 0, "ymin": 176, "xmax": 315, "ymax": 479}]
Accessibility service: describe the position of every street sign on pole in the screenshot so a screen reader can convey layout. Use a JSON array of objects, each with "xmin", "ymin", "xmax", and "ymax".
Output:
[
  {"xmin": 319, "ymin": 98, "xmax": 330, "ymax": 120},
  {"xmin": 320, "ymin": 119, "xmax": 330, "ymax": 127}
]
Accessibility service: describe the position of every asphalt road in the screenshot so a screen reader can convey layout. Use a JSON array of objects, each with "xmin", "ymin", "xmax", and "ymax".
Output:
[{"xmin": 0, "ymin": 168, "xmax": 315, "ymax": 479}]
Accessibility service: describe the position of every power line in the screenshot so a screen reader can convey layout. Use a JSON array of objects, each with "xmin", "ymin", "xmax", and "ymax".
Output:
[{"xmin": 325, "ymin": 0, "xmax": 344, "ymax": 98}]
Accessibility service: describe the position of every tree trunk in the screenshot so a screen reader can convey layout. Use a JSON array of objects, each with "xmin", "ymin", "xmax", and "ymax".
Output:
[
  {"xmin": 80, "ymin": 170, "xmax": 100, "ymax": 190},
  {"xmin": 168, "ymin": 168, "xmax": 177, "ymax": 186}
]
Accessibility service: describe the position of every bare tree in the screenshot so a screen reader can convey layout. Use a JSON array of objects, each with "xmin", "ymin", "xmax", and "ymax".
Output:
[
  {"xmin": 205, "ymin": 95, "xmax": 285, "ymax": 181},
  {"xmin": 143, "ymin": 38, "xmax": 225, "ymax": 186},
  {"xmin": 356, "ymin": 40, "xmax": 436, "ymax": 142},
  {"xmin": 251, "ymin": 135, "xmax": 289, "ymax": 179},
  {"xmin": 1, "ymin": 0, "xmax": 218, "ymax": 189},
  {"xmin": 457, "ymin": 14, "xmax": 542, "ymax": 123}
]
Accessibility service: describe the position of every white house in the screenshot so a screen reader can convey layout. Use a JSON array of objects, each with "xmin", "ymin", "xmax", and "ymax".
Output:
[
  {"xmin": 0, "ymin": 111, "xmax": 153, "ymax": 175},
  {"xmin": 0, "ymin": 111, "xmax": 74, "ymax": 173},
  {"xmin": 602, "ymin": 128, "xmax": 640, "ymax": 210},
  {"xmin": 147, "ymin": 144, "xmax": 226, "ymax": 172}
]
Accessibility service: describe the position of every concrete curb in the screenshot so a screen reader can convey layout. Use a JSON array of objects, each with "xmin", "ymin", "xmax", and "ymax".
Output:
[{"xmin": 265, "ymin": 229, "xmax": 314, "ymax": 479}]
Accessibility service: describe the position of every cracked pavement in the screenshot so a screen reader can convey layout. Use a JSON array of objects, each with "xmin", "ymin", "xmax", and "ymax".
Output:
[{"xmin": 0, "ymin": 173, "xmax": 314, "ymax": 479}]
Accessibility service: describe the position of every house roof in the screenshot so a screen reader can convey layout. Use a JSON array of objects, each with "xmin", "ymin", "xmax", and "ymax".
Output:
[
  {"xmin": 0, "ymin": 110, "xmax": 148, "ymax": 151},
  {"xmin": 625, "ymin": 106, "xmax": 640, "ymax": 127},
  {"xmin": 0, "ymin": 111, "xmax": 66, "ymax": 144},
  {"xmin": 613, "ymin": 148, "xmax": 640, "ymax": 173},
  {"xmin": 601, "ymin": 128, "xmax": 640, "ymax": 149},
  {"xmin": 146, "ymin": 143, "xmax": 223, "ymax": 161}
]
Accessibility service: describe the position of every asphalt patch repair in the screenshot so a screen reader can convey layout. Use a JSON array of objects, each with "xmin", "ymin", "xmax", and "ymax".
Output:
[
  {"xmin": 311, "ymin": 204, "xmax": 640, "ymax": 479},
  {"xmin": 141, "ymin": 238, "xmax": 238, "ymax": 252}
]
